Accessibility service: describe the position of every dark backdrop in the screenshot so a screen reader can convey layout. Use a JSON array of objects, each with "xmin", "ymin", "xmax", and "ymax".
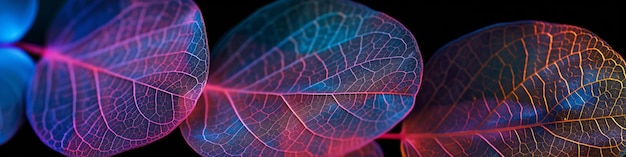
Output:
[{"xmin": 0, "ymin": 0, "xmax": 622, "ymax": 156}]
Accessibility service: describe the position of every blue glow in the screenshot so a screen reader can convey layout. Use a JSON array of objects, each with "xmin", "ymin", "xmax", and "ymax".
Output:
[
  {"xmin": 0, "ymin": 47, "xmax": 36, "ymax": 145},
  {"xmin": 0, "ymin": 0, "xmax": 38, "ymax": 43}
]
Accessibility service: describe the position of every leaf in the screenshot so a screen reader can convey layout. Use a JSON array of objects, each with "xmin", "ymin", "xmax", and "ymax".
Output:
[
  {"xmin": 0, "ymin": 47, "xmax": 36, "ymax": 145},
  {"xmin": 180, "ymin": 0, "xmax": 422, "ymax": 156},
  {"xmin": 401, "ymin": 21, "xmax": 626, "ymax": 156},
  {"xmin": 26, "ymin": 0, "xmax": 208, "ymax": 156},
  {"xmin": 0, "ymin": 0, "xmax": 38, "ymax": 43},
  {"xmin": 343, "ymin": 142, "xmax": 384, "ymax": 157}
]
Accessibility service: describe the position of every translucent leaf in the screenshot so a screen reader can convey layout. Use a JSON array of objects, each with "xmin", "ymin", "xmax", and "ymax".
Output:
[
  {"xmin": 0, "ymin": 0, "xmax": 38, "ymax": 43},
  {"xmin": 180, "ymin": 0, "xmax": 422, "ymax": 156},
  {"xmin": 343, "ymin": 142, "xmax": 384, "ymax": 157},
  {"xmin": 26, "ymin": 0, "xmax": 209, "ymax": 156},
  {"xmin": 401, "ymin": 21, "xmax": 626, "ymax": 156},
  {"xmin": 0, "ymin": 47, "xmax": 35, "ymax": 145}
]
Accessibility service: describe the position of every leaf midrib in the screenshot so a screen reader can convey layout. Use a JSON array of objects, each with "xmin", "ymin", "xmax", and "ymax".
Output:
[
  {"xmin": 408, "ymin": 114, "xmax": 622, "ymax": 135},
  {"xmin": 45, "ymin": 52, "xmax": 190, "ymax": 99},
  {"xmin": 203, "ymin": 83, "xmax": 414, "ymax": 96}
]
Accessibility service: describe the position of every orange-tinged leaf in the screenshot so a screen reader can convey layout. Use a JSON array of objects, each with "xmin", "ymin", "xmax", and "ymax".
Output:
[{"xmin": 401, "ymin": 21, "xmax": 626, "ymax": 157}]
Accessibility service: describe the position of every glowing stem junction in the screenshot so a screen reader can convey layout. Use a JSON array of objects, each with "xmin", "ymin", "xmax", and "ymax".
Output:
[
  {"xmin": 15, "ymin": 42, "xmax": 47, "ymax": 57},
  {"xmin": 377, "ymin": 133, "xmax": 404, "ymax": 140}
]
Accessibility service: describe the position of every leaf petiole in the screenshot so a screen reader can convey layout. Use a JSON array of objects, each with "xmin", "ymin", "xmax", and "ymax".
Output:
[
  {"xmin": 15, "ymin": 42, "xmax": 46, "ymax": 57},
  {"xmin": 377, "ymin": 133, "xmax": 404, "ymax": 140}
]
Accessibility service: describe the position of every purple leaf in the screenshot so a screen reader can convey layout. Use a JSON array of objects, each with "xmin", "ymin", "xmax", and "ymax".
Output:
[
  {"xmin": 180, "ymin": 0, "xmax": 422, "ymax": 156},
  {"xmin": 343, "ymin": 142, "xmax": 383, "ymax": 157},
  {"xmin": 26, "ymin": 0, "xmax": 208, "ymax": 156},
  {"xmin": 401, "ymin": 21, "xmax": 626, "ymax": 156}
]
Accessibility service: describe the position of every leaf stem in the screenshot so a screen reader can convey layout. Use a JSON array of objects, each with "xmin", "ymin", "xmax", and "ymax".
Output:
[
  {"xmin": 15, "ymin": 42, "xmax": 46, "ymax": 57},
  {"xmin": 377, "ymin": 133, "xmax": 404, "ymax": 140}
]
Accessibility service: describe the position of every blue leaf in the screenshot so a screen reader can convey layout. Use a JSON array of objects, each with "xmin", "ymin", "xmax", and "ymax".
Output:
[
  {"xmin": 0, "ymin": 47, "xmax": 35, "ymax": 145},
  {"xmin": 0, "ymin": 0, "xmax": 38, "ymax": 43}
]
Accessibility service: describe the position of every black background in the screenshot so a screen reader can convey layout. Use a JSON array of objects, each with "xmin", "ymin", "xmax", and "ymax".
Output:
[{"xmin": 0, "ymin": 0, "xmax": 623, "ymax": 156}]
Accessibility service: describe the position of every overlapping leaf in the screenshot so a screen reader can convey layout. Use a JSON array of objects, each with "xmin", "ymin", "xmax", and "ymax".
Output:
[
  {"xmin": 0, "ymin": 0, "xmax": 38, "ymax": 146},
  {"xmin": 401, "ymin": 21, "xmax": 626, "ymax": 156},
  {"xmin": 344, "ymin": 142, "xmax": 383, "ymax": 157},
  {"xmin": 0, "ymin": 48, "xmax": 35, "ymax": 145},
  {"xmin": 26, "ymin": 0, "xmax": 208, "ymax": 156},
  {"xmin": 180, "ymin": 0, "xmax": 422, "ymax": 156}
]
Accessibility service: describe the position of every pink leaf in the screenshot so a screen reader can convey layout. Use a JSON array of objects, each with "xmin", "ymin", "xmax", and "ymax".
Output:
[
  {"xmin": 180, "ymin": 0, "xmax": 422, "ymax": 156},
  {"xmin": 26, "ymin": 0, "xmax": 209, "ymax": 156},
  {"xmin": 343, "ymin": 142, "xmax": 384, "ymax": 157}
]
